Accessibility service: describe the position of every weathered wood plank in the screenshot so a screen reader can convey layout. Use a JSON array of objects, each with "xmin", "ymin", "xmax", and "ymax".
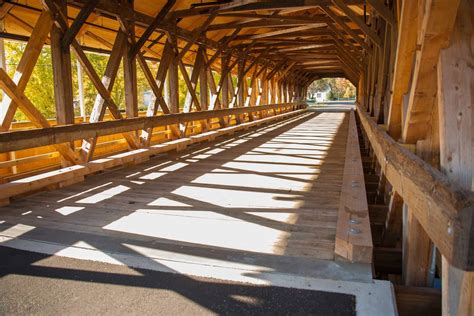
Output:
[
  {"xmin": 356, "ymin": 105, "xmax": 474, "ymax": 270},
  {"xmin": 335, "ymin": 110, "xmax": 373, "ymax": 263}
]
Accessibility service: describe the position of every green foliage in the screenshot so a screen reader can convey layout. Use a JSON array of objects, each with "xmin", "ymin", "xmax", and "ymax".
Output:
[
  {"xmin": 2, "ymin": 40, "xmax": 225, "ymax": 122},
  {"xmin": 4, "ymin": 41, "xmax": 163, "ymax": 121},
  {"xmin": 5, "ymin": 42, "xmax": 55, "ymax": 121}
]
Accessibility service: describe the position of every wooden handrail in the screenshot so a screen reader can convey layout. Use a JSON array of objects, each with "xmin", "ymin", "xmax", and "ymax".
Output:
[
  {"xmin": 0, "ymin": 102, "xmax": 306, "ymax": 153},
  {"xmin": 0, "ymin": 108, "xmax": 307, "ymax": 204},
  {"xmin": 356, "ymin": 105, "xmax": 474, "ymax": 270}
]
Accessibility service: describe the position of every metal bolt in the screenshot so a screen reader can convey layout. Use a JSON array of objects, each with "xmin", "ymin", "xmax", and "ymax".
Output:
[
  {"xmin": 447, "ymin": 222, "xmax": 453, "ymax": 235},
  {"xmin": 349, "ymin": 227, "xmax": 362, "ymax": 235}
]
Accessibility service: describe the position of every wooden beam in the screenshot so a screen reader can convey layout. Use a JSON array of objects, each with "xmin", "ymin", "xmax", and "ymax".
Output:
[
  {"xmin": 140, "ymin": 41, "xmax": 178, "ymax": 144},
  {"xmin": 335, "ymin": 110, "xmax": 373, "ymax": 263},
  {"xmin": 357, "ymin": 106, "xmax": 474, "ymax": 270},
  {"xmin": 204, "ymin": 27, "xmax": 241, "ymax": 69},
  {"xmin": 438, "ymin": 1, "xmax": 474, "ymax": 313},
  {"xmin": 247, "ymin": 23, "xmax": 327, "ymax": 40},
  {"xmin": 49, "ymin": 0, "xmax": 75, "ymax": 130},
  {"xmin": 402, "ymin": 0, "xmax": 461, "ymax": 144},
  {"xmin": 0, "ymin": 68, "xmax": 79, "ymax": 164},
  {"xmin": 61, "ymin": 0, "xmax": 98, "ymax": 48},
  {"xmin": 129, "ymin": 0, "xmax": 175, "ymax": 58},
  {"xmin": 332, "ymin": 0, "xmax": 383, "ymax": 48},
  {"xmin": 319, "ymin": 5, "xmax": 370, "ymax": 51},
  {"xmin": 167, "ymin": 34, "xmax": 179, "ymax": 113},
  {"xmin": 45, "ymin": 1, "xmax": 140, "ymax": 155},
  {"xmin": 176, "ymin": 13, "xmax": 216, "ymax": 61},
  {"xmin": 200, "ymin": 49, "xmax": 208, "ymax": 110},
  {"xmin": 0, "ymin": 102, "xmax": 306, "ymax": 152},
  {"xmin": 216, "ymin": 12, "xmax": 338, "ymax": 24},
  {"xmin": 266, "ymin": 60, "xmax": 286, "ymax": 80},
  {"xmin": 366, "ymin": 0, "xmax": 395, "ymax": 26},
  {"xmin": 386, "ymin": 0, "xmax": 417, "ymax": 139},
  {"xmin": 382, "ymin": 190, "xmax": 403, "ymax": 247},
  {"xmin": 373, "ymin": 21, "xmax": 391, "ymax": 123},
  {"xmin": 403, "ymin": 203, "xmax": 432, "ymax": 286},
  {"xmin": 181, "ymin": 46, "xmax": 205, "ymax": 134},
  {"xmin": 219, "ymin": 54, "xmax": 230, "ymax": 109},
  {"xmin": 0, "ymin": 106, "xmax": 307, "ymax": 205},
  {"xmin": 172, "ymin": 0, "xmax": 344, "ymax": 17},
  {"xmin": 80, "ymin": 30, "xmax": 138, "ymax": 160}
]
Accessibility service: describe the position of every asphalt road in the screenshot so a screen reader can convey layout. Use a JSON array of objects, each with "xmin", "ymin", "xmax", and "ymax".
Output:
[{"xmin": 0, "ymin": 246, "xmax": 355, "ymax": 315}]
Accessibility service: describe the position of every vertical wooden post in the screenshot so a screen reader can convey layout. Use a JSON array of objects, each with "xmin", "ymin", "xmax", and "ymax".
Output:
[
  {"xmin": 437, "ymin": 1, "xmax": 474, "ymax": 313},
  {"xmin": 267, "ymin": 75, "xmax": 272, "ymax": 104},
  {"xmin": 0, "ymin": 18, "xmax": 17, "ymax": 175},
  {"xmin": 270, "ymin": 76, "xmax": 275, "ymax": 104},
  {"xmin": 76, "ymin": 60, "xmax": 86, "ymax": 120},
  {"xmin": 199, "ymin": 49, "xmax": 208, "ymax": 110},
  {"xmin": 221, "ymin": 54, "xmax": 229, "ymax": 109},
  {"xmin": 164, "ymin": 75, "xmax": 170, "ymax": 109},
  {"xmin": 260, "ymin": 68, "xmax": 267, "ymax": 105},
  {"xmin": 123, "ymin": 0, "xmax": 138, "ymax": 118},
  {"xmin": 237, "ymin": 58, "xmax": 245, "ymax": 108},
  {"xmin": 50, "ymin": 0, "xmax": 74, "ymax": 126},
  {"xmin": 168, "ymin": 34, "xmax": 179, "ymax": 113},
  {"xmin": 382, "ymin": 190, "xmax": 403, "ymax": 246},
  {"xmin": 236, "ymin": 58, "xmax": 245, "ymax": 122},
  {"xmin": 402, "ymin": 203, "xmax": 432, "ymax": 286},
  {"xmin": 0, "ymin": 19, "xmax": 6, "ymax": 110}
]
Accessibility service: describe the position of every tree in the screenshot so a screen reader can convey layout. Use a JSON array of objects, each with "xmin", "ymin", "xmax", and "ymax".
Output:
[
  {"xmin": 308, "ymin": 78, "xmax": 330, "ymax": 95},
  {"xmin": 3, "ymin": 40, "xmax": 166, "ymax": 122},
  {"xmin": 308, "ymin": 77, "xmax": 356, "ymax": 100}
]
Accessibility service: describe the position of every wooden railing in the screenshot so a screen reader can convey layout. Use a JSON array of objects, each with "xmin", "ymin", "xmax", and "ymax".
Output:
[
  {"xmin": 0, "ymin": 103, "xmax": 305, "ymax": 180},
  {"xmin": 356, "ymin": 105, "xmax": 474, "ymax": 271},
  {"xmin": 0, "ymin": 103, "xmax": 307, "ymax": 205}
]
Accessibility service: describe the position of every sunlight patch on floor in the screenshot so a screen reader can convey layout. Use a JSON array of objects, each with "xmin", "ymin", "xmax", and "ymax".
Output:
[
  {"xmin": 245, "ymin": 212, "xmax": 297, "ymax": 224},
  {"xmin": 0, "ymin": 224, "xmax": 36, "ymax": 238},
  {"xmin": 104, "ymin": 209, "xmax": 290, "ymax": 254},
  {"xmin": 56, "ymin": 182, "xmax": 113, "ymax": 203},
  {"xmin": 148, "ymin": 197, "xmax": 191, "ymax": 207},
  {"xmin": 172, "ymin": 185, "xmax": 302, "ymax": 209},
  {"xmin": 55, "ymin": 206, "xmax": 84, "ymax": 216},
  {"xmin": 54, "ymin": 241, "xmax": 132, "ymax": 268},
  {"xmin": 76, "ymin": 185, "xmax": 130, "ymax": 204},
  {"xmin": 191, "ymin": 173, "xmax": 310, "ymax": 192}
]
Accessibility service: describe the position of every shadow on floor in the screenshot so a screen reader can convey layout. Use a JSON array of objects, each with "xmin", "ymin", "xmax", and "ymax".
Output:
[
  {"xmin": 0, "ymin": 246, "xmax": 355, "ymax": 315},
  {"xmin": 0, "ymin": 110, "xmax": 359, "ymax": 313}
]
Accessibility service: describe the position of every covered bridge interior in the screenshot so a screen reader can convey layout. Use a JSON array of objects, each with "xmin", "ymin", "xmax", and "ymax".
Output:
[{"xmin": 0, "ymin": 0, "xmax": 473, "ymax": 315}]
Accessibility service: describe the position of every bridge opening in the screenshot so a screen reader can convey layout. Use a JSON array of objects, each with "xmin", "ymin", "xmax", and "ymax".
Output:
[{"xmin": 307, "ymin": 77, "xmax": 356, "ymax": 104}]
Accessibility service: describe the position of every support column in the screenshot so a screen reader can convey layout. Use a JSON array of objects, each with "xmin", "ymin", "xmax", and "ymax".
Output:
[
  {"xmin": 168, "ymin": 34, "xmax": 179, "ymax": 113},
  {"xmin": 50, "ymin": 0, "xmax": 74, "ymax": 125},
  {"xmin": 0, "ymin": 18, "xmax": 16, "ymax": 175},
  {"xmin": 221, "ymin": 55, "xmax": 229, "ymax": 109},
  {"xmin": 123, "ymin": 0, "xmax": 138, "ymax": 118},
  {"xmin": 199, "ymin": 49, "xmax": 208, "ymax": 110},
  {"xmin": 261, "ymin": 68, "xmax": 267, "ymax": 105},
  {"xmin": 237, "ymin": 58, "xmax": 245, "ymax": 108},
  {"xmin": 402, "ymin": 204, "xmax": 432, "ymax": 286},
  {"xmin": 438, "ymin": 1, "xmax": 473, "ymax": 313},
  {"xmin": 76, "ymin": 60, "xmax": 86, "ymax": 120}
]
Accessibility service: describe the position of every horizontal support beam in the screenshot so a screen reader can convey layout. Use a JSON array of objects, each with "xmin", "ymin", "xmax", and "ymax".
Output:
[
  {"xmin": 0, "ymin": 108, "xmax": 307, "ymax": 202},
  {"xmin": 0, "ymin": 102, "xmax": 306, "ymax": 153},
  {"xmin": 356, "ymin": 105, "xmax": 474, "ymax": 270}
]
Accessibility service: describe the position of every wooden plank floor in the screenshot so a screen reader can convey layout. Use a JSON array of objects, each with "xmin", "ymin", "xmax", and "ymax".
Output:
[{"xmin": 0, "ymin": 110, "xmax": 359, "ymax": 279}]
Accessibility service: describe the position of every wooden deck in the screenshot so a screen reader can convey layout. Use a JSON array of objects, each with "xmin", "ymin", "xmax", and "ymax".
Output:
[{"xmin": 0, "ymin": 109, "xmax": 371, "ymax": 278}]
